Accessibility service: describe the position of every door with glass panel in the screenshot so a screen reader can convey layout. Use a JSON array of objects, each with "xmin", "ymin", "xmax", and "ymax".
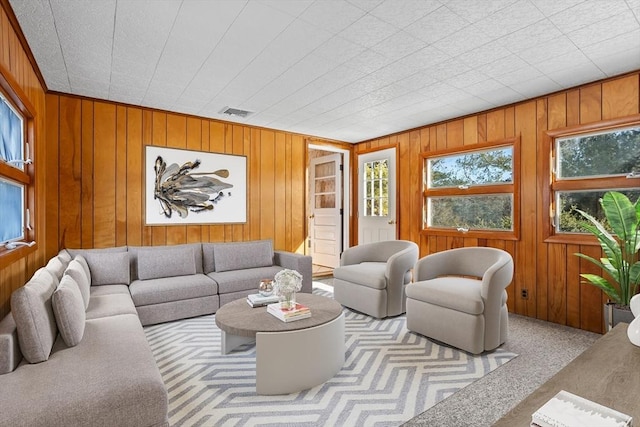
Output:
[
  {"xmin": 309, "ymin": 153, "xmax": 342, "ymax": 268},
  {"xmin": 358, "ymin": 148, "xmax": 397, "ymax": 244}
]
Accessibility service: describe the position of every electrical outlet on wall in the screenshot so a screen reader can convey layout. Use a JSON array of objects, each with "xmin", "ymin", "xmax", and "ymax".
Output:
[{"xmin": 521, "ymin": 289, "xmax": 528, "ymax": 299}]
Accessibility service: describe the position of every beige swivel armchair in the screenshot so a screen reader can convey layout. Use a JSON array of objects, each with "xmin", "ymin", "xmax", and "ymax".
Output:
[
  {"xmin": 405, "ymin": 247, "xmax": 513, "ymax": 354},
  {"xmin": 332, "ymin": 240, "xmax": 418, "ymax": 318}
]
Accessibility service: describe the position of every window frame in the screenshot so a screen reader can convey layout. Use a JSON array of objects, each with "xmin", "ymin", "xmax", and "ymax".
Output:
[
  {"xmin": 543, "ymin": 114, "xmax": 640, "ymax": 245},
  {"xmin": 421, "ymin": 137, "xmax": 520, "ymax": 240},
  {"xmin": 0, "ymin": 63, "xmax": 37, "ymax": 265}
]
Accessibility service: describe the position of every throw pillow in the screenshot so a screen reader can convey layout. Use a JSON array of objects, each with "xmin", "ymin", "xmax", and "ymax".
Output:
[
  {"xmin": 213, "ymin": 240, "xmax": 273, "ymax": 272},
  {"xmin": 83, "ymin": 251, "xmax": 130, "ymax": 285},
  {"xmin": 52, "ymin": 275, "xmax": 86, "ymax": 347},
  {"xmin": 64, "ymin": 258, "xmax": 91, "ymax": 310},
  {"xmin": 45, "ymin": 256, "xmax": 67, "ymax": 279},
  {"xmin": 137, "ymin": 246, "xmax": 196, "ymax": 280},
  {"xmin": 10, "ymin": 268, "xmax": 59, "ymax": 363}
]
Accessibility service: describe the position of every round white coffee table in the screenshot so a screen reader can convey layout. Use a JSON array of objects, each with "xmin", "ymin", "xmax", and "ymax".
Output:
[{"xmin": 215, "ymin": 293, "xmax": 345, "ymax": 395}]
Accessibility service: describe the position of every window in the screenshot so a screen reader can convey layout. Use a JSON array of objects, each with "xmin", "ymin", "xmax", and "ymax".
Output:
[
  {"xmin": 363, "ymin": 158, "xmax": 389, "ymax": 217},
  {"xmin": 546, "ymin": 117, "xmax": 640, "ymax": 242},
  {"xmin": 423, "ymin": 138, "xmax": 519, "ymax": 239},
  {"xmin": 0, "ymin": 68, "xmax": 35, "ymax": 257}
]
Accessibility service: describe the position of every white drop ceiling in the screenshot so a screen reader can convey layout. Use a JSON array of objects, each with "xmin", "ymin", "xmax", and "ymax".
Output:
[{"xmin": 9, "ymin": 0, "xmax": 640, "ymax": 143}]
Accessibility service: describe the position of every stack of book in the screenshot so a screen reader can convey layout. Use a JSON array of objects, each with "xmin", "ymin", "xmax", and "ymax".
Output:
[
  {"xmin": 267, "ymin": 302, "xmax": 311, "ymax": 322},
  {"xmin": 531, "ymin": 390, "xmax": 632, "ymax": 427},
  {"xmin": 246, "ymin": 293, "xmax": 279, "ymax": 308}
]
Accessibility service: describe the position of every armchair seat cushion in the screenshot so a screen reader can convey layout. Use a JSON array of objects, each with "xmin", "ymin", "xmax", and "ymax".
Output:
[
  {"xmin": 407, "ymin": 278, "xmax": 484, "ymax": 315},
  {"xmin": 333, "ymin": 262, "xmax": 386, "ymax": 289}
]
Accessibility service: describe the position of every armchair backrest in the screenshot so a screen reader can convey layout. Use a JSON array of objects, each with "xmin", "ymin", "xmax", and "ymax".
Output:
[
  {"xmin": 341, "ymin": 240, "xmax": 418, "ymax": 266},
  {"xmin": 415, "ymin": 247, "xmax": 512, "ymax": 283}
]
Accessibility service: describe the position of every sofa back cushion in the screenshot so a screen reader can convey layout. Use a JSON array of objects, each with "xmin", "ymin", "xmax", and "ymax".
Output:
[
  {"xmin": 202, "ymin": 243, "xmax": 216, "ymax": 274},
  {"xmin": 64, "ymin": 258, "xmax": 91, "ymax": 309},
  {"xmin": 45, "ymin": 255, "xmax": 68, "ymax": 280},
  {"xmin": 213, "ymin": 240, "xmax": 274, "ymax": 272},
  {"xmin": 129, "ymin": 243, "xmax": 203, "ymax": 281},
  {"xmin": 83, "ymin": 251, "xmax": 130, "ymax": 285},
  {"xmin": 10, "ymin": 268, "xmax": 59, "ymax": 363},
  {"xmin": 137, "ymin": 246, "xmax": 197, "ymax": 280},
  {"xmin": 66, "ymin": 247, "xmax": 130, "ymax": 285},
  {"xmin": 52, "ymin": 275, "xmax": 86, "ymax": 347}
]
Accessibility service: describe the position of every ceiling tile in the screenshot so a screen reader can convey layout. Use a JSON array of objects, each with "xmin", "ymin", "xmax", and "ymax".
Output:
[
  {"xmin": 548, "ymin": 0, "xmax": 631, "ymax": 33},
  {"xmin": 474, "ymin": 0, "xmax": 546, "ymax": 39},
  {"xmin": 338, "ymin": 14, "xmax": 399, "ymax": 48},
  {"xmin": 432, "ymin": 24, "xmax": 493, "ymax": 57},
  {"xmin": 589, "ymin": 45, "xmax": 640, "ymax": 76},
  {"xmin": 516, "ymin": 36, "xmax": 576, "ymax": 64},
  {"xmin": 444, "ymin": 0, "xmax": 520, "ymax": 22},
  {"xmin": 369, "ymin": 0, "xmax": 442, "ymax": 28},
  {"xmin": 405, "ymin": 6, "xmax": 470, "ymax": 43},
  {"xmin": 299, "ymin": 1, "xmax": 367, "ymax": 34},
  {"xmin": 497, "ymin": 19, "xmax": 563, "ymax": 53},
  {"xmin": 371, "ymin": 31, "xmax": 427, "ymax": 61},
  {"xmin": 528, "ymin": 0, "xmax": 586, "ymax": 16},
  {"xmin": 313, "ymin": 35, "xmax": 367, "ymax": 64},
  {"xmin": 566, "ymin": 11, "xmax": 639, "ymax": 49},
  {"xmin": 257, "ymin": 0, "xmax": 313, "ymax": 17},
  {"xmin": 508, "ymin": 75, "xmax": 562, "ymax": 97}
]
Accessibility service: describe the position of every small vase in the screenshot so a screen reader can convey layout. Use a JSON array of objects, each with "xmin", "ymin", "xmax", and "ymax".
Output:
[{"xmin": 279, "ymin": 291, "xmax": 296, "ymax": 310}]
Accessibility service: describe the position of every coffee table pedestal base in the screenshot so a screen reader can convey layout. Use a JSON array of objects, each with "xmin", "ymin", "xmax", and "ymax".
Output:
[{"xmin": 256, "ymin": 313, "xmax": 345, "ymax": 395}]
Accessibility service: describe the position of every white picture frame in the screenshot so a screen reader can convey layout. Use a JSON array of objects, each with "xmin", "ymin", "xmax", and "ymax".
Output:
[{"xmin": 145, "ymin": 146, "xmax": 247, "ymax": 225}]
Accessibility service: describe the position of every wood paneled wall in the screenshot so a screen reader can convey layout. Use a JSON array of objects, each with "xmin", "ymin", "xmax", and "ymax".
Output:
[
  {"xmin": 0, "ymin": 4, "xmax": 47, "ymax": 318},
  {"xmin": 355, "ymin": 72, "xmax": 640, "ymax": 333},
  {"xmin": 45, "ymin": 94, "xmax": 312, "ymax": 259}
]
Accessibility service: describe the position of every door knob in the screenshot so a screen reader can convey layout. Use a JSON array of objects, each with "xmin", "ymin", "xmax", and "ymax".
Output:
[
  {"xmin": 388, "ymin": 219, "xmax": 396, "ymax": 224},
  {"xmin": 309, "ymin": 214, "xmax": 315, "ymax": 219}
]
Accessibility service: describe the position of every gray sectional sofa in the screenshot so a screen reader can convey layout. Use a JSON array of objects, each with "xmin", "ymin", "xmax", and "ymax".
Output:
[{"xmin": 0, "ymin": 240, "xmax": 312, "ymax": 427}]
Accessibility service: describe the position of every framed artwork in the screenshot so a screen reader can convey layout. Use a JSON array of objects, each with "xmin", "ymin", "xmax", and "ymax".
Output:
[{"xmin": 145, "ymin": 146, "xmax": 247, "ymax": 225}]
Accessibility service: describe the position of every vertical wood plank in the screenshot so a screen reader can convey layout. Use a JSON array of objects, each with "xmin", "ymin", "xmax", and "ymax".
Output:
[
  {"xmin": 44, "ymin": 94, "xmax": 59, "ymax": 257},
  {"xmin": 126, "ymin": 108, "xmax": 142, "ymax": 247},
  {"xmin": 209, "ymin": 121, "xmax": 225, "ymax": 242},
  {"xmin": 260, "ymin": 130, "xmax": 275, "ymax": 240},
  {"xmin": 93, "ymin": 102, "xmax": 117, "ymax": 248},
  {"xmin": 445, "ymin": 119, "xmax": 463, "ymax": 149},
  {"xmin": 81, "ymin": 100, "xmax": 94, "ymax": 249},
  {"xmin": 547, "ymin": 243, "xmax": 567, "ymax": 324},
  {"xmin": 602, "ymin": 74, "xmax": 639, "ymax": 119},
  {"xmin": 579, "ymin": 84, "xmax": 602, "ymax": 124},
  {"xmin": 115, "ymin": 106, "xmax": 127, "ymax": 247},
  {"xmin": 486, "ymin": 110, "xmax": 505, "ymax": 141},
  {"xmin": 579, "ymin": 245, "xmax": 604, "ymax": 333},
  {"xmin": 141, "ymin": 110, "xmax": 153, "ymax": 246},
  {"xmin": 291, "ymin": 135, "xmax": 305, "ymax": 254},
  {"xmin": 566, "ymin": 244, "xmax": 581, "ymax": 328},
  {"xmin": 58, "ymin": 96, "xmax": 82, "ymax": 249},
  {"xmin": 274, "ymin": 132, "xmax": 286, "ymax": 250},
  {"xmin": 233, "ymin": 125, "xmax": 245, "ymax": 243},
  {"xmin": 463, "ymin": 117, "xmax": 478, "ymax": 146}
]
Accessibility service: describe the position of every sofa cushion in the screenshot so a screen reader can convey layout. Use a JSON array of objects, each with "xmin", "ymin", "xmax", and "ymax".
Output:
[
  {"xmin": 10, "ymin": 268, "xmax": 59, "ymax": 363},
  {"xmin": 64, "ymin": 259, "xmax": 91, "ymax": 310},
  {"xmin": 0, "ymin": 314, "xmax": 168, "ymax": 427},
  {"xmin": 75, "ymin": 255, "xmax": 91, "ymax": 284},
  {"xmin": 52, "ymin": 275, "xmax": 86, "ymax": 347},
  {"xmin": 129, "ymin": 274, "xmax": 217, "ymax": 307},
  {"xmin": 137, "ymin": 246, "xmax": 196, "ymax": 280},
  {"xmin": 45, "ymin": 255, "xmax": 68, "ymax": 280},
  {"xmin": 57, "ymin": 248, "xmax": 72, "ymax": 264},
  {"xmin": 213, "ymin": 240, "xmax": 273, "ymax": 272},
  {"xmin": 208, "ymin": 265, "xmax": 283, "ymax": 295},
  {"xmin": 406, "ymin": 277, "xmax": 484, "ymax": 315},
  {"xmin": 202, "ymin": 243, "xmax": 216, "ymax": 274},
  {"xmin": 89, "ymin": 284, "xmax": 130, "ymax": 297},
  {"xmin": 333, "ymin": 262, "xmax": 387, "ymax": 290},
  {"xmin": 86, "ymin": 294, "xmax": 138, "ymax": 320},
  {"xmin": 129, "ymin": 243, "xmax": 203, "ymax": 281},
  {"xmin": 83, "ymin": 251, "xmax": 130, "ymax": 285}
]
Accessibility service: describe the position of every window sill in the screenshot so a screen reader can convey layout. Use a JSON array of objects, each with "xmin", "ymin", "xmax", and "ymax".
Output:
[
  {"xmin": 543, "ymin": 234, "xmax": 600, "ymax": 246},
  {"xmin": 0, "ymin": 243, "xmax": 38, "ymax": 269},
  {"xmin": 421, "ymin": 228, "xmax": 519, "ymax": 241}
]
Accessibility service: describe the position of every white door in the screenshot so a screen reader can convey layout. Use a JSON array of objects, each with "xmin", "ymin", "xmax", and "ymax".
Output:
[
  {"xmin": 309, "ymin": 153, "xmax": 342, "ymax": 268},
  {"xmin": 358, "ymin": 147, "xmax": 397, "ymax": 244}
]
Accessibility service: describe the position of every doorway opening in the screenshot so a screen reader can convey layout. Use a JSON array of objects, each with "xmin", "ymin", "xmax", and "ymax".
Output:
[{"xmin": 307, "ymin": 143, "xmax": 351, "ymax": 276}]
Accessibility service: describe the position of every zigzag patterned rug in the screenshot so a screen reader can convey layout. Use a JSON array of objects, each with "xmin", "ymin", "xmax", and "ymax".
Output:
[{"xmin": 144, "ymin": 286, "xmax": 517, "ymax": 426}]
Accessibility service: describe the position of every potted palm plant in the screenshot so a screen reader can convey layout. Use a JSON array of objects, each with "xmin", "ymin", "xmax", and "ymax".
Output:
[{"xmin": 574, "ymin": 191, "xmax": 640, "ymax": 330}]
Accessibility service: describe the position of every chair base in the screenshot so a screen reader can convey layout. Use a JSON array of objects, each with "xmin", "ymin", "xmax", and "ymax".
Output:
[
  {"xmin": 406, "ymin": 298, "xmax": 499, "ymax": 354},
  {"xmin": 333, "ymin": 278, "xmax": 391, "ymax": 318}
]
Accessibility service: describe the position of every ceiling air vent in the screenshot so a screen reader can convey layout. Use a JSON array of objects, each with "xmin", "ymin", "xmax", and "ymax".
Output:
[{"xmin": 220, "ymin": 107, "xmax": 253, "ymax": 118}]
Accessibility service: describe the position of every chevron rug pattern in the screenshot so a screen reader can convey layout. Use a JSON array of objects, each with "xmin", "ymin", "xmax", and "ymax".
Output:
[{"xmin": 144, "ymin": 286, "xmax": 517, "ymax": 426}]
